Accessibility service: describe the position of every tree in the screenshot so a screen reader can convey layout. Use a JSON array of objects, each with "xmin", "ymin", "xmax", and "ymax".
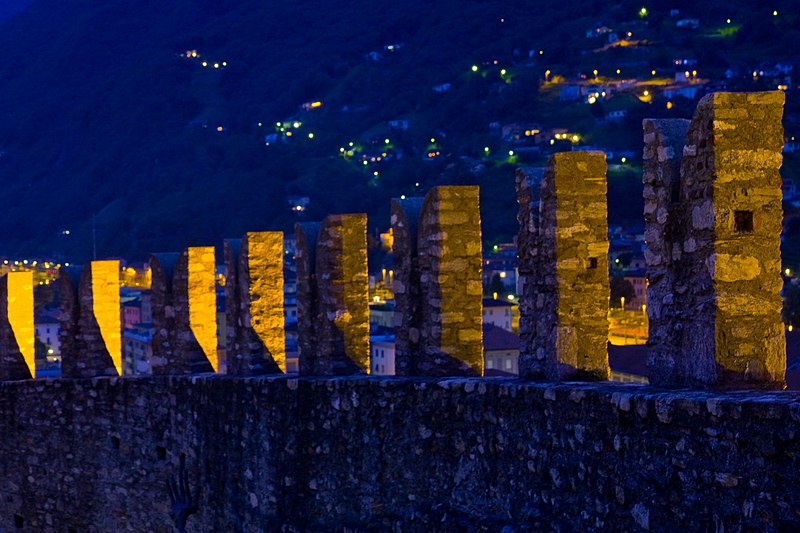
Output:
[{"xmin": 610, "ymin": 275, "xmax": 634, "ymax": 308}]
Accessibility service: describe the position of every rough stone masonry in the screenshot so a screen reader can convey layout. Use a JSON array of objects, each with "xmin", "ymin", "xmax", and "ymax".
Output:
[
  {"xmin": 0, "ymin": 271, "xmax": 34, "ymax": 380},
  {"xmin": 644, "ymin": 91, "xmax": 786, "ymax": 388},
  {"xmin": 59, "ymin": 261, "xmax": 121, "ymax": 378},
  {"xmin": 224, "ymin": 232, "xmax": 285, "ymax": 375},
  {"xmin": 518, "ymin": 152, "xmax": 610, "ymax": 381},
  {"xmin": 150, "ymin": 250, "xmax": 216, "ymax": 375},
  {"xmin": 1, "ymin": 376, "xmax": 800, "ymax": 532},
  {"xmin": 416, "ymin": 186, "xmax": 483, "ymax": 375},
  {"xmin": 392, "ymin": 186, "xmax": 483, "ymax": 376},
  {"xmin": 298, "ymin": 214, "xmax": 370, "ymax": 375}
]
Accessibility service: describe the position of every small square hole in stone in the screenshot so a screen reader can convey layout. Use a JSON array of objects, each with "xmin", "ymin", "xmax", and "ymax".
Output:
[
  {"xmin": 14, "ymin": 514, "xmax": 23, "ymax": 528},
  {"xmin": 734, "ymin": 210, "xmax": 754, "ymax": 233},
  {"xmin": 110, "ymin": 436, "xmax": 120, "ymax": 450},
  {"xmin": 588, "ymin": 257, "xmax": 598, "ymax": 269},
  {"xmin": 156, "ymin": 446, "xmax": 167, "ymax": 460}
]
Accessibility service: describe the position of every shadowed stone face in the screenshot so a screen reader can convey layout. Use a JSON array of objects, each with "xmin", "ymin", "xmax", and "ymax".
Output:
[
  {"xmin": 645, "ymin": 91, "xmax": 786, "ymax": 388},
  {"xmin": 417, "ymin": 186, "xmax": 483, "ymax": 376},
  {"xmin": 519, "ymin": 152, "xmax": 610, "ymax": 381},
  {"xmin": 295, "ymin": 222, "xmax": 320, "ymax": 375},
  {"xmin": 642, "ymin": 118, "xmax": 691, "ymax": 386},
  {"xmin": 390, "ymin": 197, "xmax": 424, "ymax": 375},
  {"xmin": 0, "ymin": 272, "xmax": 34, "ymax": 380}
]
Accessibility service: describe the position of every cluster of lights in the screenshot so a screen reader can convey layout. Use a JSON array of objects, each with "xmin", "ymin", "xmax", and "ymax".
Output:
[
  {"xmin": 200, "ymin": 60, "xmax": 228, "ymax": 69},
  {"xmin": 524, "ymin": 129, "xmax": 540, "ymax": 136},
  {"xmin": 553, "ymin": 133, "xmax": 581, "ymax": 143},
  {"xmin": 426, "ymin": 151, "xmax": 441, "ymax": 158},
  {"xmin": 586, "ymin": 90, "xmax": 606, "ymax": 105}
]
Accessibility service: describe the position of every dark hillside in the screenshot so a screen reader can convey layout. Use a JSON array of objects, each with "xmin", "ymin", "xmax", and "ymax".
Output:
[{"xmin": 0, "ymin": 0, "xmax": 798, "ymax": 260}]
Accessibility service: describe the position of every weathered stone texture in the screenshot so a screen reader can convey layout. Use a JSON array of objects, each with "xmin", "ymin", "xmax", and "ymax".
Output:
[
  {"xmin": 2, "ymin": 377, "xmax": 800, "ymax": 532},
  {"xmin": 416, "ymin": 186, "xmax": 483, "ymax": 375},
  {"xmin": 390, "ymin": 196, "xmax": 424, "ymax": 375},
  {"xmin": 61, "ymin": 262, "xmax": 121, "ymax": 378},
  {"xmin": 642, "ymin": 118, "xmax": 691, "ymax": 385},
  {"xmin": 186, "ymin": 247, "xmax": 218, "ymax": 372},
  {"xmin": 295, "ymin": 222, "xmax": 320, "ymax": 375},
  {"xmin": 0, "ymin": 272, "xmax": 34, "ymax": 380},
  {"xmin": 645, "ymin": 92, "xmax": 786, "ymax": 388},
  {"xmin": 515, "ymin": 167, "xmax": 544, "ymax": 365},
  {"xmin": 149, "ymin": 252, "xmax": 181, "ymax": 374},
  {"xmin": 150, "ymin": 250, "xmax": 216, "ymax": 375},
  {"xmin": 315, "ymin": 214, "xmax": 370, "ymax": 374},
  {"xmin": 56, "ymin": 266, "xmax": 82, "ymax": 377},
  {"xmin": 519, "ymin": 152, "xmax": 610, "ymax": 380},
  {"xmin": 224, "ymin": 233, "xmax": 285, "ymax": 375}
]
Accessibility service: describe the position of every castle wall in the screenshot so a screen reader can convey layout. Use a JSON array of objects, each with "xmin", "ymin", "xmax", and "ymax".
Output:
[{"xmin": 0, "ymin": 376, "xmax": 799, "ymax": 532}]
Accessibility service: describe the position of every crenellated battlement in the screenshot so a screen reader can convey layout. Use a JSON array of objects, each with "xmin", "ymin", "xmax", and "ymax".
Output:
[
  {"xmin": 0, "ymin": 91, "xmax": 794, "ymax": 532},
  {"xmin": 0, "ymin": 92, "xmax": 789, "ymax": 392}
]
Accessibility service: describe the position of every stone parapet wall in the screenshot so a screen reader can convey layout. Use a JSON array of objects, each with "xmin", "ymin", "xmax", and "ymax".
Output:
[{"xmin": 1, "ymin": 376, "xmax": 799, "ymax": 532}]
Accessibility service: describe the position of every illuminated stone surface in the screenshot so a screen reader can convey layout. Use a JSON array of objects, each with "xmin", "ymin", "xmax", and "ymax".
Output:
[
  {"xmin": 315, "ymin": 214, "xmax": 370, "ymax": 374},
  {"xmin": 644, "ymin": 92, "xmax": 786, "ymax": 388},
  {"xmin": 91, "ymin": 261, "xmax": 122, "ymax": 376},
  {"xmin": 224, "ymin": 232, "xmax": 285, "ymax": 375},
  {"xmin": 417, "ymin": 186, "xmax": 483, "ymax": 376},
  {"xmin": 187, "ymin": 247, "xmax": 218, "ymax": 372},
  {"xmin": 390, "ymin": 197, "xmax": 424, "ymax": 375},
  {"xmin": 518, "ymin": 152, "xmax": 610, "ymax": 380},
  {"xmin": 0, "ymin": 271, "xmax": 34, "ymax": 380},
  {"xmin": 60, "ymin": 262, "xmax": 121, "ymax": 378},
  {"xmin": 150, "ymin": 249, "xmax": 216, "ymax": 375}
]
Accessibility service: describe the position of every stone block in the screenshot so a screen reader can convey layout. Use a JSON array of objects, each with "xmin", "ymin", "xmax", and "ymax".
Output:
[
  {"xmin": 61, "ymin": 261, "xmax": 121, "ymax": 378},
  {"xmin": 645, "ymin": 92, "xmax": 786, "ymax": 388},
  {"xmin": 295, "ymin": 222, "xmax": 320, "ymax": 375},
  {"xmin": 224, "ymin": 233, "xmax": 285, "ymax": 375},
  {"xmin": 391, "ymin": 197, "xmax": 424, "ymax": 375},
  {"xmin": 314, "ymin": 214, "xmax": 370, "ymax": 374},
  {"xmin": 0, "ymin": 272, "xmax": 34, "ymax": 380},
  {"xmin": 416, "ymin": 186, "xmax": 483, "ymax": 376},
  {"xmin": 150, "ymin": 248, "xmax": 217, "ymax": 375},
  {"xmin": 518, "ymin": 152, "xmax": 610, "ymax": 380}
]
